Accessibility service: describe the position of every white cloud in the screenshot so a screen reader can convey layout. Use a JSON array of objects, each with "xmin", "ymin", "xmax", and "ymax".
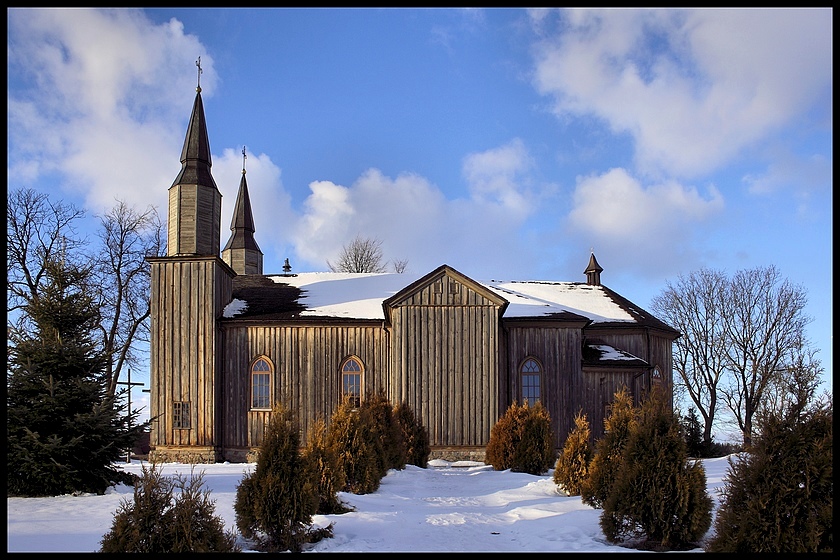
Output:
[
  {"xmin": 567, "ymin": 167, "xmax": 724, "ymax": 274},
  {"xmin": 287, "ymin": 139, "xmax": 552, "ymax": 277},
  {"xmin": 462, "ymin": 138, "xmax": 536, "ymax": 218},
  {"xmin": 7, "ymin": 7, "xmax": 214, "ymax": 215},
  {"xmin": 529, "ymin": 8, "xmax": 832, "ymax": 179}
]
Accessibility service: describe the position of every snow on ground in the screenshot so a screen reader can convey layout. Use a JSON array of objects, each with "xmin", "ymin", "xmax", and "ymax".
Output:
[{"xmin": 7, "ymin": 456, "xmax": 733, "ymax": 553}]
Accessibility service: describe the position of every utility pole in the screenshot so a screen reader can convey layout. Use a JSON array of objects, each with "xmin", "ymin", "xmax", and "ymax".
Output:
[{"xmin": 116, "ymin": 368, "xmax": 144, "ymax": 463}]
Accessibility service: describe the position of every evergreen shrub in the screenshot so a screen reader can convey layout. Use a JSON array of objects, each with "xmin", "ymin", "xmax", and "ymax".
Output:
[
  {"xmin": 394, "ymin": 400, "xmax": 431, "ymax": 468},
  {"xmin": 362, "ymin": 389, "xmax": 406, "ymax": 471},
  {"xmin": 486, "ymin": 400, "xmax": 555, "ymax": 475},
  {"xmin": 553, "ymin": 410, "xmax": 592, "ymax": 496},
  {"xmin": 99, "ymin": 464, "xmax": 239, "ymax": 553},
  {"xmin": 580, "ymin": 386, "xmax": 636, "ymax": 509},
  {"xmin": 599, "ymin": 385, "xmax": 713, "ymax": 551},
  {"xmin": 705, "ymin": 399, "xmax": 832, "ymax": 552},
  {"xmin": 327, "ymin": 395, "xmax": 387, "ymax": 494},
  {"xmin": 304, "ymin": 417, "xmax": 351, "ymax": 514},
  {"xmin": 233, "ymin": 404, "xmax": 328, "ymax": 552}
]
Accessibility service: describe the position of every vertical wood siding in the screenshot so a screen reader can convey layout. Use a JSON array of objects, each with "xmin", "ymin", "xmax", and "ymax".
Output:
[
  {"xmin": 504, "ymin": 326, "xmax": 583, "ymax": 449},
  {"xmin": 148, "ymin": 258, "xmax": 231, "ymax": 457},
  {"xmin": 220, "ymin": 324, "xmax": 387, "ymax": 451},
  {"xmin": 387, "ymin": 275, "xmax": 501, "ymax": 448},
  {"xmin": 167, "ymin": 185, "xmax": 221, "ymax": 256}
]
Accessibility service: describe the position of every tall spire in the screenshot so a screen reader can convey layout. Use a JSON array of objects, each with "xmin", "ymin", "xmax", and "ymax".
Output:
[
  {"xmin": 167, "ymin": 57, "xmax": 222, "ymax": 257},
  {"xmin": 222, "ymin": 146, "xmax": 263, "ymax": 275},
  {"xmin": 171, "ymin": 57, "xmax": 216, "ymax": 189}
]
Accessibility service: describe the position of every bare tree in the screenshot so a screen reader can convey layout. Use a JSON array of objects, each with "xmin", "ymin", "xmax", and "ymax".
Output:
[
  {"xmin": 7, "ymin": 188, "xmax": 165, "ymax": 397},
  {"xmin": 391, "ymin": 259, "xmax": 409, "ymax": 274},
  {"xmin": 653, "ymin": 264, "xmax": 814, "ymax": 448},
  {"xmin": 722, "ymin": 265, "xmax": 810, "ymax": 446},
  {"xmin": 651, "ymin": 268, "xmax": 728, "ymax": 450},
  {"xmin": 93, "ymin": 200, "xmax": 165, "ymax": 396},
  {"xmin": 759, "ymin": 333, "xmax": 824, "ymax": 419},
  {"xmin": 327, "ymin": 235, "xmax": 389, "ymax": 273},
  {"xmin": 7, "ymin": 187, "xmax": 86, "ymax": 334}
]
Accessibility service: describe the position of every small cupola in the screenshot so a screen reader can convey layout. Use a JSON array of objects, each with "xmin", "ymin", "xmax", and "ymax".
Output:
[{"xmin": 584, "ymin": 252, "xmax": 603, "ymax": 286}]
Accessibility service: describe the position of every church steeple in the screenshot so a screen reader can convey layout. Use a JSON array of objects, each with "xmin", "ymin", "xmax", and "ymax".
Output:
[
  {"xmin": 584, "ymin": 251, "xmax": 603, "ymax": 286},
  {"xmin": 167, "ymin": 57, "xmax": 222, "ymax": 257},
  {"xmin": 222, "ymin": 146, "xmax": 264, "ymax": 275}
]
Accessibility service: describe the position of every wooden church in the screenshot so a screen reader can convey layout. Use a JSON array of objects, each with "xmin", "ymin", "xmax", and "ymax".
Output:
[{"xmin": 146, "ymin": 77, "xmax": 680, "ymax": 464}]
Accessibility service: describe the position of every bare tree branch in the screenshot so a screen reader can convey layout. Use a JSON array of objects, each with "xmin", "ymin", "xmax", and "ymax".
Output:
[
  {"xmin": 651, "ymin": 268, "xmax": 728, "ymax": 448},
  {"xmin": 92, "ymin": 200, "xmax": 166, "ymax": 396},
  {"xmin": 7, "ymin": 188, "xmax": 86, "ymax": 334}
]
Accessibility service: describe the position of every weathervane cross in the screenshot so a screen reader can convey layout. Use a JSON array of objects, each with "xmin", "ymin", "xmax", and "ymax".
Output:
[
  {"xmin": 196, "ymin": 56, "xmax": 202, "ymax": 90},
  {"xmin": 242, "ymin": 146, "xmax": 247, "ymax": 173}
]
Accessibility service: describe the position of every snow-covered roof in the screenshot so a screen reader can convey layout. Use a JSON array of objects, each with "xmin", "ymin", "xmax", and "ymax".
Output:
[{"xmin": 221, "ymin": 267, "xmax": 672, "ymax": 332}]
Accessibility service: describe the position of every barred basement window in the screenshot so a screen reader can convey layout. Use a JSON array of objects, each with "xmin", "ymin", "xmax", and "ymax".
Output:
[{"xmin": 173, "ymin": 401, "xmax": 191, "ymax": 429}]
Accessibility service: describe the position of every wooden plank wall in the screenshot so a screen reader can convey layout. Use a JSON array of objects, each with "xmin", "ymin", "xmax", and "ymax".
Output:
[
  {"xmin": 166, "ymin": 185, "xmax": 221, "ymax": 256},
  {"xmin": 221, "ymin": 324, "xmax": 388, "ymax": 450},
  {"xmin": 504, "ymin": 326, "xmax": 583, "ymax": 449},
  {"xmin": 387, "ymin": 275, "xmax": 500, "ymax": 448},
  {"xmin": 148, "ymin": 258, "xmax": 231, "ymax": 454}
]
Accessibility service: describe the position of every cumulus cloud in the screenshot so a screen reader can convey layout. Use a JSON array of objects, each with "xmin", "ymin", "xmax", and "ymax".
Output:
[
  {"xmin": 212, "ymin": 148, "xmax": 295, "ymax": 271},
  {"xmin": 567, "ymin": 167, "xmax": 724, "ymax": 274},
  {"xmin": 462, "ymin": 138, "xmax": 536, "ymax": 218},
  {"xmin": 529, "ymin": 8, "xmax": 832, "ymax": 179},
  {"xmin": 289, "ymin": 139, "xmax": 548, "ymax": 277},
  {"xmin": 7, "ymin": 8, "xmax": 214, "ymax": 214}
]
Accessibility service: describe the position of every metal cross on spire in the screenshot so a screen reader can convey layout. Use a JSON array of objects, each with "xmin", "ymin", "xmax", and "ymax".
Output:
[
  {"xmin": 196, "ymin": 56, "xmax": 202, "ymax": 92},
  {"xmin": 242, "ymin": 146, "xmax": 247, "ymax": 174}
]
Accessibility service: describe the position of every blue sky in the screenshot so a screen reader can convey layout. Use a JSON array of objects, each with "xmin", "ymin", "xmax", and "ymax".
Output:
[{"xmin": 7, "ymin": 8, "xmax": 833, "ymax": 413}]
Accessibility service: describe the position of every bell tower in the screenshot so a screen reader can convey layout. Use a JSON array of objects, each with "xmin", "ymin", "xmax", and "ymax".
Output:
[
  {"xmin": 167, "ymin": 58, "xmax": 222, "ymax": 257},
  {"xmin": 146, "ymin": 58, "xmax": 234, "ymax": 463}
]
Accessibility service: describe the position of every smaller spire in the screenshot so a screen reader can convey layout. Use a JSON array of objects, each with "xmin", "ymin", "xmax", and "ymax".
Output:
[{"xmin": 195, "ymin": 56, "xmax": 203, "ymax": 93}]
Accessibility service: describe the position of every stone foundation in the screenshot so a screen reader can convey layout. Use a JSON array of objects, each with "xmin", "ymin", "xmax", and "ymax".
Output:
[
  {"xmin": 148, "ymin": 446, "xmax": 219, "ymax": 464},
  {"xmin": 428, "ymin": 447, "xmax": 487, "ymax": 463}
]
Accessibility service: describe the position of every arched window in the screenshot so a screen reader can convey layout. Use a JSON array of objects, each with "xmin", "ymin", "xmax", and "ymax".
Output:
[
  {"xmin": 251, "ymin": 357, "xmax": 273, "ymax": 410},
  {"xmin": 341, "ymin": 356, "xmax": 363, "ymax": 408},
  {"xmin": 652, "ymin": 365, "xmax": 663, "ymax": 384},
  {"xmin": 520, "ymin": 357, "xmax": 542, "ymax": 405}
]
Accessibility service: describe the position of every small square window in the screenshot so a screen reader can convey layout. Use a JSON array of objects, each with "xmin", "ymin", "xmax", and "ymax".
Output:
[{"xmin": 173, "ymin": 401, "xmax": 191, "ymax": 429}]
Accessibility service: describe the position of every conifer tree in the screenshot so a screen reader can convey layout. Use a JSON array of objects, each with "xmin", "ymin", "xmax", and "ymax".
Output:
[
  {"xmin": 511, "ymin": 401, "xmax": 555, "ymax": 475},
  {"xmin": 304, "ymin": 417, "xmax": 351, "ymax": 514},
  {"xmin": 580, "ymin": 386, "xmax": 636, "ymax": 509},
  {"xmin": 100, "ymin": 464, "xmax": 239, "ymax": 552},
  {"xmin": 7, "ymin": 257, "xmax": 145, "ymax": 497},
  {"xmin": 486, "ymin": 401, "xmax": 555, "ymax": 475},
  {"xmin": 394, "ymin": 401, "xmax": 431, "ymax": 468},
  {"xmin": 705, "ymin": 396, "xmax": 832, "ymax": 552},
  {"xmin": 681, "ymin": 407, "xmax": 705, "ymax": 458},
  {"xmin": 362, "ymin": 388, "xmax": 406, "ymax": 471},
  {"xmin": 486, "ymin": 401, "xmax": 526, "ymax": 471},
  {"xmin": 599, "ymin": 385, "xmax": 713, "ymax": 551},
  {"xmin": 554, "ymin": 410, "xmax": 592, "ymax": 496},
  {"xmin": 327, "ymin": 395, "xmax": 387, "ymax": 494},
  {"xmin": 233, "ymin": 403, "xmax": 325, "ymax": 552}
]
